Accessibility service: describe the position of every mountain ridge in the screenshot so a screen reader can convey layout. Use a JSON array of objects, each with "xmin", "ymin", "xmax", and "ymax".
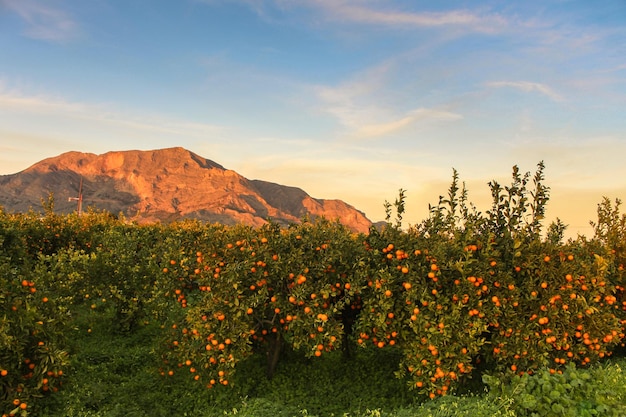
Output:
[{"xmin": 0, "ymin": 147, "xmax": 373, "ymax": 233}]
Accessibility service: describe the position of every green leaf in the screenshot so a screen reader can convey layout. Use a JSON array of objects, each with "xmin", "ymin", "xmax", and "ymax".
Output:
[
  {"xmin": 520, "ymin": 393, "xmax": 537, "ymax": 409},
  {"xmin": 549, "ymin": 389, "xmax": 561, "ymax": 400}
]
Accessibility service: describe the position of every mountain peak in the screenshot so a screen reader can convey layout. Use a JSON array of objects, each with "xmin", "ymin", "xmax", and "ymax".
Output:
[{"xmin": 26, "ymin": 147, "xmax": 225, "ymax": 174}]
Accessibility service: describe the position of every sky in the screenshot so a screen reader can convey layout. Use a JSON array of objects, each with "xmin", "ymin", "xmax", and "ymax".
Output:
[{"xmin": 1, "ymin": 0, "xmax": 625, "ymax": 238}]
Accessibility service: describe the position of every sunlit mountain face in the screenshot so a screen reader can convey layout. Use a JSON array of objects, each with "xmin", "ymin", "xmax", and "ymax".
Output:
[{"xmin": 0, "ymin": 147, "xmax": 372, "ymax": 233}]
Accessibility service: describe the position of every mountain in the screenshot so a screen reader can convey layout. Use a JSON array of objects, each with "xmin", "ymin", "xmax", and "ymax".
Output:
[{"xmin": 0, "ymin": 147, "xmax": 373, "ymax": 233}]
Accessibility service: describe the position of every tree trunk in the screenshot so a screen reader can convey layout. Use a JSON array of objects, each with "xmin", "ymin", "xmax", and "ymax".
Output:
[
  {"xmin": 266, "ymin": 331, "xmax": 282, "ymax": 379},
  {"xmin": 341, "ymin": 307, "xmax": 356, "ymax": 359},
  {"xmin": 342, "ymin": 331, "xmax": 352, "ymax": 359}
]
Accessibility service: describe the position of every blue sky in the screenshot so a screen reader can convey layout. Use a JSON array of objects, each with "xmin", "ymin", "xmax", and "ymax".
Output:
[{"xmin": 1, "ymin": 0, "xmax": 625, "ymax": 237}]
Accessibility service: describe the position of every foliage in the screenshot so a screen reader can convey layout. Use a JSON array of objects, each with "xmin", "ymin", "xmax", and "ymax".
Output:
[
  {"xmin": 484, "ymin": 361, "xmax": 626, "ymax": 416},
  {"xmin": 0, "ymin": 209, "xmax": 69, "ymax": 417},
  {"xmin": 159, "ymin": 219, "xmax": 367, "ymax": 386},
  {"xmin": 1, "ymin": 162, "xmax": 626, "ymax": 415},
  {"xmin": 590, "ymin": 198, "xmax": 626, "ymax": 322},
  {"xmin": 352, "ymin": 163, "xmax": 625, "ymax": 397}
]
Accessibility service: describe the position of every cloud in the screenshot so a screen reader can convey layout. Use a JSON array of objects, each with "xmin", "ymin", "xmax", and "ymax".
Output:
[
  {"xmin": 486, "ymin": 80, "xmax": 565, "ymax": 102},
  {"xmin": 0, "ymin": 87, "xmax": 224, "ymax": 139},
  {"xmin": 2, "ymin": 0, "xmax": 80, "ymax": 42},
  {"xmin": 309, "ymin": 0, "xmax": 508, "ymax": 33},
  {"xmin": 0, "ymin": 86, "xmax": 229, "ymax": 174},
  {"xmin": 0, "ymin": 89, "xmax": 89, "ymax": 114},
  {"xmin": 355, "ymin": 108, "xmax": 462, "ymax": 138},
  {"xmin": 193, "ymin": 0, "xmax": 509, "ymax": 34},
  {"xmin": 312, "ymin": 62, "xmax": 462, "ymax": 139},
  {"xmin": 313, "ymin": 62, "xmax": 393, "ymax": 128},
  {"xmin": 599, "ymin": 63, "xmax": 626, "ymax": 74}
]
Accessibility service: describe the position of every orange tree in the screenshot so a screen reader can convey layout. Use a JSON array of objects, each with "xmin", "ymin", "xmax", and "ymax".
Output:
[
  {"xmin": 355, "ymin": 230, "xmax": 489, "ymax": 398},
  {"xmin": 354, "ymin": 175, "xmax": 490, "ymax": 398},
  {"xmin": 84, "ymin": 222, "xmax": 169, "ymax": 332},
  {"xmin": 475, "ymin": 165, "xmax": 624, "ymax": 375},
  {"xmin": 29, "ymin": 213, "xmax": 165, "ymax": 333},
  {"xmin": 0, "ymin": 209, "xmax": 69, "ymax": 416},
  {"xmin": 158, "ymin": 218, "xmax": 367, "ymax": 386},
  {"xmin": 591, "ymin": 198, "xmax": 626, "ymax": 328},
  {"xmin": 10, "ymin": 206, "xmax": 119, "ymax": 314},
  {"xmin": 470, "ymin": 236, "xmax": 623, "ymax": 377},
  {"xmin": 13, "ymin": 195, "xmax": 110, "ymax": 259},
  {"xmin": 353, "ymin": 163, "xmax": 625, "ymax": 398}
]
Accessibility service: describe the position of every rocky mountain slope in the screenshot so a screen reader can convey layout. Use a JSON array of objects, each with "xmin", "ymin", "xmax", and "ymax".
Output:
[{"xmin": 0, "ymin": 147, "xmax": 372, "ymax": 233}]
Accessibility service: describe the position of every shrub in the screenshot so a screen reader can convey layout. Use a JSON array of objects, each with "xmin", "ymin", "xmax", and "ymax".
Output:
[{"xmin": 484, "ymin": 361, "xmax": 626, "ymax": 416}]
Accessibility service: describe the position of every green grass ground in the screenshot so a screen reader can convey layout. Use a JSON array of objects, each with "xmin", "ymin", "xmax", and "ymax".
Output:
[{"xmin": 36, "ymin": 305, "xmax": 626, "ymax": 417}]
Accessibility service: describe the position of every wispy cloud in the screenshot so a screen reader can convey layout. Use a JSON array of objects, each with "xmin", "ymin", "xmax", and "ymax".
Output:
[
  {"xmin": 313, "ymin": 61, "xmax": 462, "ymax": 139},
  {"xmin": 486, "ymin": 80, "xmax": 565, "ymax": 102},
  {"xmin": 355, "ymin": 108, "xmax": 462, "ymax": 138},
  {"xmin": 308, "ymin": 0, "xmax": 508, "ymax": 33},
  {"xmin": 2, "ymin": 0, "xmax": 80, "ymax": 42},
  {"xmin": 194, "ymin": 0, "xmax": 509, "ymax": 33},
  {"xmin": 600, "ymin": 63, "xmax": 626, "ymax": 74},
  {"xmin": 0, "ymin": 87, "xmax": 224, "ymax": 138},
  {"xmin": 314, "ymin": 62, "xmax": 393, "ymax": 129}
]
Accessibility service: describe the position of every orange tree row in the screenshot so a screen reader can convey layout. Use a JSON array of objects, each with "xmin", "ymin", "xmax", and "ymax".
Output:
[
  {"xmin": 157, "ymin": 163, "xmax": 626, "ymax": 398},
  {"xmin": 0, "ymin": 202, "xmax": 164, "ymax": 416},
  {"xmin": 158, "ymin": 220, "xmax": 625, "ymax": 398},
  {"xmin": 0, "ymin": 205, "xmax": 80, "ymax": 417}
]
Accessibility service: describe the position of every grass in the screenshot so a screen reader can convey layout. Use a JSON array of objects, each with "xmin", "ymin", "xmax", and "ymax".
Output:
[{"xmin": 35, "ymin": 305, "xmax": 626, "ymax": 417}]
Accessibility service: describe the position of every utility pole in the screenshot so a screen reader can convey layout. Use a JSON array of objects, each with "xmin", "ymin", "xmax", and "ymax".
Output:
[{"xmin": 68, "ymin": 177, "xmax": 83, "ymax": 216}]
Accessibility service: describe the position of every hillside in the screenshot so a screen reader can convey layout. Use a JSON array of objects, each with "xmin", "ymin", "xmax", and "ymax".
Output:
[{"xmin": 0, "ymin": 147, "xmax": 372, "ymax": 232}]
